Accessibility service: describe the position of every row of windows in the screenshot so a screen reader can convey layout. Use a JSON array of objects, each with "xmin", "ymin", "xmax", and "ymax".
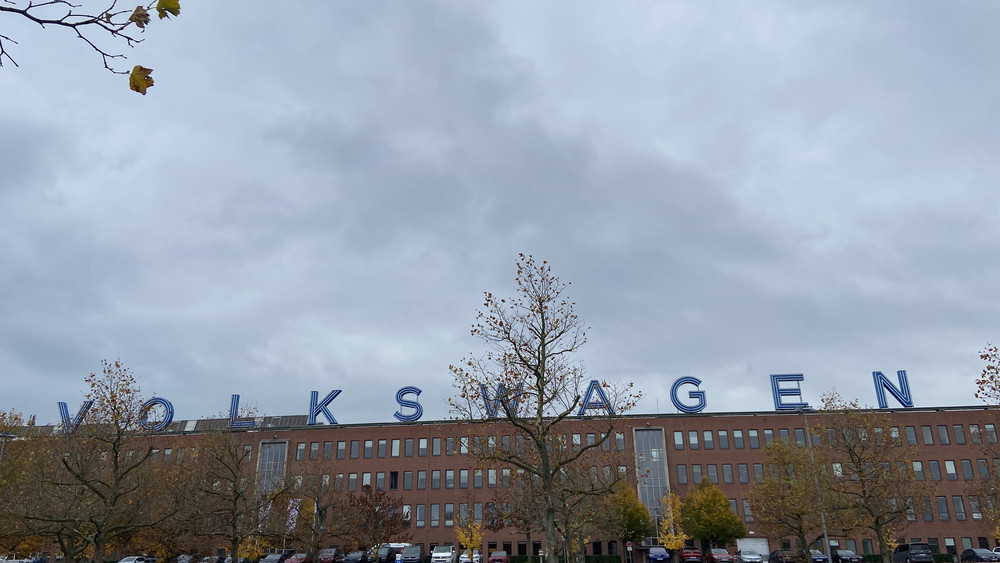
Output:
[
  {"xmin": 402, "ymin": 501, "xmax": 504, "ymax": 528},
  {"xmin": 307, "ymin": 464, "xmax": 629, "ymax": 492},
  {"xmin": 675, "ymin": 458, "xmax": 998, "ymax": 486},
  {"xmin": 672, "ymin": 423, "xmax": 999, "ymax": 451},
  {"xmin": 718, "ymin": 494, "xmax": 985, "ymax": 526},
  {"xmin": 294, "ymin": 433, "xmax": 628, "ymax": 462}
]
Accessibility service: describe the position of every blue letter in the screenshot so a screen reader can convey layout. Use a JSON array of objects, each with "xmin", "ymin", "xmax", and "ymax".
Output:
[
  {"xmin": 139, "ymin": 397, "xmax": 174, "ymax": 432},
  {"xmin": 394, "ymin": 386, "xmax": 423, "ymax": 422},
  {"xmin": 308, "ymin": 390, "xmax": 341, "ymax": 425},
  {"xmin": 58, "ymin": 401, "xmax": 93, "ymax": 434},
  {"xmin": 481, "ymin": 384, "xmax": 522, "ymax": 418},
  {"xmin": 578, "ymin": 380, "xmax": 614, "ymax": 415},
  {"xmin": 873, "ymin": 370, "xmax": 913, "ymax": 408},
  {"xmin": 228, "ymin": 394, "xmax": 256, "ymax": 428},
  {"xmin": 670, "ymin": 377, "xmax": 706, "ymax": 413},
  {"xmin": 771, "ymin": 374, "xmax": 809, "ymax": 411}
]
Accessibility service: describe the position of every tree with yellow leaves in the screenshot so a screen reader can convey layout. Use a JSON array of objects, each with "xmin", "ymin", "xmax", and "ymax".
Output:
[
  {"xmin": 0, "ymin": 0, "xmax": 180, "ymax": 93},
  {"xmin": 658, "ymin": 492, "xmax": 688, "ymax": 554},
  {"xmin": 455, "ymin": 516, "xmax": 483, "ymax": 560}
]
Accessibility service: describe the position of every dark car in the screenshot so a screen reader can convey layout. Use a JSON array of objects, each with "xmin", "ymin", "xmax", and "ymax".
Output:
[
  {"xmin": 707, "ymin": 550, "xmax": 734, "ymax": 563},
  {"xmin": 286, "ymin": 555, "xmax": 312, "ymax": 563},
  {"xmin": 682, "ymin": 549, "xmax": 704, "ymax": 563},
  {"xmin": 833, "ymin": 551, "xmax": 862, "ymax": 563},
  {"xmin": 318, "ymin": 550, "xmax": 345, "ymax": 563},
  {"xmin": 649, "ymin": 548, "xmax": 670, "ymax": 563},
  {"xmin": 810, "ymin": 551, "xmax": 829, "ymax": 563},
  {"xmin": 961, "ymin": 550, "xmax": 1000, "ymax": 563},
  {"xmin": 342, "ymin": 553, "xmax": 370, "ymax": 563},
  {"xmin": 892, "ymin": 543, "xmax": 934, "ymax": 563},
  {"xmin": 769, "ymin": 551, "xmax": 797, "ymax": 563}
]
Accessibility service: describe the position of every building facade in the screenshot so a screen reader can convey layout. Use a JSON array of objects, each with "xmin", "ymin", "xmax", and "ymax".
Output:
[{"xmin": 149, "ymin": 406, "xmax": 1000, "ymax": 559}]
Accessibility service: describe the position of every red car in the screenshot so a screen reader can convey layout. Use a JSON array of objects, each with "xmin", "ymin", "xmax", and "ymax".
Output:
[
  {"xmin": 318, "ymin": 550, "xmax": 344, "ymax": 563},
  {"xmin": 488, "ymin": 552, "xmax": 510, "ymax": 563},
  {"xmin": 682, "ymin": 549, "xmax": 703, "ymax": 563},
  {"xmin": 707, "ymin": 550, "xmax": 734, "ymax": 563}
]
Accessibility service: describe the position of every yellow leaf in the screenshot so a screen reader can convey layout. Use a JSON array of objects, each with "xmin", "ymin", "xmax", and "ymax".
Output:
[
  {"xmin": 156, "ymin": 0, "xmax": 180, "ymax": 19},
  {"xmin": 129, "ymin": 65, "xmax": 154, "ymax": 95},
  {"xmin": 129, "ymin": 6, "xmax": 151, "ymax": 28}
]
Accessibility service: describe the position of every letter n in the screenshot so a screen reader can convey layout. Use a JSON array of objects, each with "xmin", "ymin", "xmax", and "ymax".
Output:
[{"xmin": 873, "ymin": 370, "xmax": 913, "ymax": 408}]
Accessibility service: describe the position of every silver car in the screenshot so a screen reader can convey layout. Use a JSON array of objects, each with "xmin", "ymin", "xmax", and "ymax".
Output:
[{"xmin": 737, "ymin": 551, "xmax": 763, "ymax": 563}]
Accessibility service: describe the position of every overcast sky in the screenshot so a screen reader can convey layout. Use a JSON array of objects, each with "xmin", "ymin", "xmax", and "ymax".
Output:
[{"xmin": 2, "ymin": 2, "xmax": 999, "ymax": 426}]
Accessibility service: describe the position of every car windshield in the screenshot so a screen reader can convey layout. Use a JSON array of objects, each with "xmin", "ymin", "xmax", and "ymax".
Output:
[
  {"xmin": 712, "ymin": 551, "xmax": 727, "ymax": 555},
  {"xmin": 911, "ymin": 547, "xmax": 931, "ymax": 554},
  {"xmin": 743, "ymin": 552, "xmax": 758, "ymax": 557},
  {"xmin": 839, "ymin": 552, "xmax": 855, "ymax": 557}
]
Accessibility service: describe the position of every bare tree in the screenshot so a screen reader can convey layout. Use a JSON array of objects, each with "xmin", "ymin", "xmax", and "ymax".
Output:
[{"xmin": 450, "ymin": 254, "xmax": 641, "ymax": 563}]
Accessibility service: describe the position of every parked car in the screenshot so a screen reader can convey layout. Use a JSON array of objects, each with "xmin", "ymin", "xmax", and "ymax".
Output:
[
  {"xmin": 769, "ymin": 550, "xmax": 796, "ymax": 563},
  {"xmin": 319, "ymin": 550, "xmax": 345, "ymax": 563},
  {"xmin": 260, "ymin": 553, "xmax": 294, "ymax": 563},
  {"xmin": 286, "ymin": 554, "xmax": 312, "ymax": 563},
  {"xmin": 374, "ymin": 545, "xmax": 411, "ymax": 563},
  {"xmin": 649, "ymin": 548, "xmax": 671, "ymax": 563},
  {"xmin": 431, "ymin": 546, "xmax": 457, "ymax": 563},
  {"xmin": 810, "ymin": 551, "xmax": 829, "ymax": 563},
  {"xmin": 833, "ymin": 550, "xmax": 862, "ymax": 563},
  {"xmin": 118, "ymin": 557, "xmax": 147, "ymax": 563},
  {"xmin": 487, "ymin": 552, "xmax": 510, "ymax": 563},
  {"xmin": 892, "ymin": 543, "xmax": 934, "ymax": 563},
  {"xmin": 707, "ymin": 550, "xmax": 734, "ymax": 563},
  {"xmin": 682, "ymin": 548, "xmax": 704, "ymax": 563},
  {"xmin": 736, "ymin": 550, "xmax": 763, "ymax": 563},
  {"xmin": 961, "ymin": 549, "xmax": 1000, "ymax": 562},
  {"xmin": 341, "ymin": 553, "xmax": 370, "ymax": 563},
  {"xmin": 400, "ymin": 546, "xmax": 425, "ymax": 563},
  {"xmin": 458, "ymin": 550, "xmax": 480, "ymax": 563}
]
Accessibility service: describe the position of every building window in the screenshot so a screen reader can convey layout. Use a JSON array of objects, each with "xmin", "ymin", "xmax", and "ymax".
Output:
[
  {"xmin": 309, "ymin": 442, "xmax": 319, "ymax": 460},
  {"xmin": 432, "ymin": 470, "xmax": 441, "ymax": 489},
  {"xmin": 753, "ymin": 463, "xmax": 764, "ymax": 483},
  {"xmin": 970, "ymin": 495, "xmax": 983, "ymax": 520},
  {"xmin": 377, "ymin": 439, "xmax": 387, "ymax": 458},
  {"xmin": 938, "ymin": 425, "xmax": 951, "ymax": 445},
  {"xmin": 954, "ymin": 425, "xmax": 967, "ymax": 445},
  {"xmin": 347, "ymin": 473, "xmax": 358, "ymax": 492},
  {"xmin": 416, "ymin": 504, "xmax": 425, "ymax": 528},
  {"xmin": 488, "ymin": 469, "xmax": 497, "ymax": 487},
  {"xmin": 962, "ymin": 459, "xmax": 975, "ymax": 480},
  {"xmin": 692, "ymin": 464, "xmax": 703, "ymax": 483},
  {"xmin": 474, "ymin": 469, "xmax": 483, "ymax": 488},
  {"xmin": 986, "ymin": 424, "xmax": 998, "ymax": 443},
  {"xmin": 350, "ymin": 440, "xmax": 360, "ymax": 459},
  {"xmin": 779, "ymin": 428, "xmax": 790, "ymax": 441},
  {"xmin": 722, "ymin": 464, "xmax": 733, "ymax": 484},
  {"xmin": 419, "ymin": 438, "xmax": 428, "ymax": 456},
  {"xmin": 738, "ymin": 463, "xmax": 749, "ymax": 484},
  {"xmin": 945, "ymin": 460, "xmax": 958, "ymax": 480},
  {"xmin": 937, "ymin": 496, "xmax": 950, "ymax": 521},
  {"xmin": 432, "ymin": 437, "xmax": 442, "ymax": 456},
  {"xmin": 296, "ymin": 442, "xmax": 306, "ymax": 461},
  {"xmin": 971, "ymin": 424, "xmax": 982, "ymax": 444},
  {"xmin": 259, "ymin": 441, "xmax": 287, "ymax": 495},
  {"xmin": 922, "ymin": 425, "xmax": 934, "ymax": 445},
  {"xmin": 742, "ymin": 499, "xmax": 754, "ymax": 523},
  {"xmin": 944, "ymin": 538, "xmax": 956, "ymax": 556},
  {"xmin": 978, "ymin": 459, "xmax": 990, "ymax": 478},
  {"xmin": 616, "ymin": 432, "xmax": 625, "ymax": 451},
  {"xmin": 913, "ymin": 461, "xmax": 924, "ymax": 480},
  {"xmin": 376, "ymin": 472, "xmax": 385, "ymax": 490},
  {"xmin": 417, "ymin": 470, "xmax": 427, "ymax": 490},
  {"xmin": 362, "ymin": 472, "xmax": 371, "ymax": 487},
  {"xmin": 391, "ymin": 438, "xmax": 400, "ymax": 457},
  {"xmin": 794, "ymin": 428, "xmax": 806, "ymax": 447},
  {"xmin": 363, "ymin": 440, "xmax": 373, "ymax": 458},
  {"xmin": 445, "ymin": 503, "xmax": 454, "ymax": 527},
  {"xmin": 677, "ymin": 465, "xmax": 688, "ymax": 485},
  {"xmin": 405, "ymin": 438, "xmax": 414, "ymax": 456},
  {"xmin": 445, "ymin": 469, "xmax": 455, "ymax": 488},
  {"xmin": 703, "ymin": 430, "xmax": 714, "ymax": 450},
  {"xmin": 430, "ymin": 504, "xmax": 440, "ymax": 527},
  {"xmin": 921, "ymin": 498, "xmax": 933, "ymax": 522},
  {"xmin": 447, "ymin": 436, "xmax": 456, "ymax": 455},
  {"xmin": 929, "ymin": 460, "xmax": 942, "ymax": 481},
  {"xmin": 674, "ymin": 431, "xmax": 684, "ymax": 450},
  {"xmin": 763, "ymin": 429, "xmax": 774, "ymax": 445},
  {"xmin": 244, "ymin": 445, "xmax": 252, "ymax": 460},
  {"xmin": 460, "ymin": 469, "xmax": 469, "ymax": 488},
  {"xmin": 733, "ymin": 430, "xmax": 745, "ymax": 449},
  {"xmin": 403, "ymin": 471, "xmax": 412, "ymax": 490},
  {"xmin": 718, "ymin": 430, "xmax": 730, "ymax": 449},
  {"xmin": 905, "ymin": 426, "xmax": 918, "ymax": 445},
  {"xmin": 688, "ymin": 430, "xmax": 699, "ymax": 450},
  {"xmin": 390, "ymin": 471, "xmax": 399, "ymax": 490},
  {"xmin": 954, "ymin": 496, "xmax": 967, "ymax": 521},
  {"xmin": 337, "ymin": 441, "xmax": 346, "ymax": 459},
  {"xmin": 707, "ymin": 464, "xmax": 718, "ymax": 484},
  {"xmin": 749, "ymin": 430, "xmax": 760, "ymax": 449},
  {"xmin": 323, "ymin": 441, "xmax": 332, "ymax": 460},
  {"xmin": 461, "ymin": 436, "xmax": 469, "ymax": 454}
]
